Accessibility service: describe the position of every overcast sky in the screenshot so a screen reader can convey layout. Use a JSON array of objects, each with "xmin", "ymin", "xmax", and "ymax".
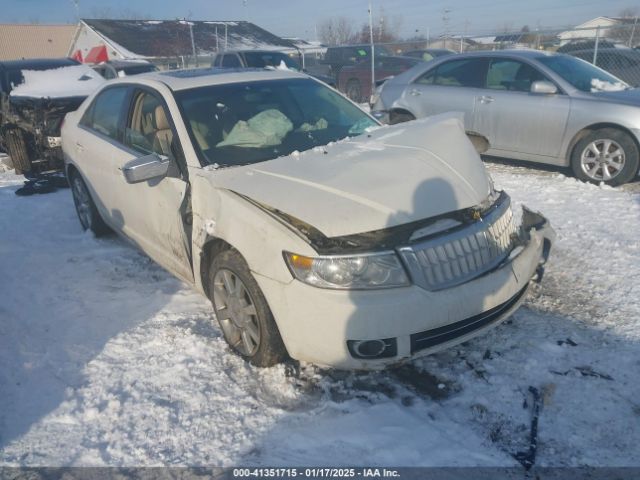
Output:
[{"xmin": 1, "ymin": 0, "xmax": 636, "ymax": 38}]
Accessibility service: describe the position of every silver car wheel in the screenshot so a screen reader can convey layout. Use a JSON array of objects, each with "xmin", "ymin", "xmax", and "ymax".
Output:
[
  {"xmin": 72, "ymin": 177, "xmax": 92, "ymax": 229},
  {"xmin": 213, "ymin": 268, "xmax": 260, "ymax": 356},
  {"xmin": 580, "ymin": 139, "xmax": 626, "ymax": 182}
]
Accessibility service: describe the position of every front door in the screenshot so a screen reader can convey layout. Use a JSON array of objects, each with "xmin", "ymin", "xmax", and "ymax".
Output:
[{"xmin": 473, "ymin": 58, "xmax": 571, "ymax": 158}]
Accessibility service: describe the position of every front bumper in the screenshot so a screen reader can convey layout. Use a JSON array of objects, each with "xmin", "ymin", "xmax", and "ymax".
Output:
[{"xmin": 257, "ymin": 207, "xmax": 555, "ymax": 369}]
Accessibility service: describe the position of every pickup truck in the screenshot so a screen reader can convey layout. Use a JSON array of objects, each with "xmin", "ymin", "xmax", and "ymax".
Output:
[{"xmin": 0, "ymin": 58, "xmax": 103, "ymax": 177}]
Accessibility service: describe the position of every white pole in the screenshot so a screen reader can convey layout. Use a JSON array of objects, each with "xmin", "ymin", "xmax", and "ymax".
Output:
[
  {"xmin": 629, "ymin": 17, "xmax": 638, "ymax": 47},
  {"xmin": 369, "ymin": 0, "xmax": 375, "ymax": 104},
  {"xmin": 426, "ymin": 26, "xmax": 430, "ymax": 47},
  {"xmin": 593, "ymin": 26, "xmax": 600, "ymax": 65}
]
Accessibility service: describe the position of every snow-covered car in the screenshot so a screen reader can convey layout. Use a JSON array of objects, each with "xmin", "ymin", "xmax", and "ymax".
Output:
[
  {"xmin": 1, "ymin": 60, "xmax": 104, "ymax": 177},
  {"xmin": 371, "ymin": 50, "xmax": 640, "ymax": 186},
  {"xmin": 61, "ymin": 68, "xmax": 555, "ymax": 369}
]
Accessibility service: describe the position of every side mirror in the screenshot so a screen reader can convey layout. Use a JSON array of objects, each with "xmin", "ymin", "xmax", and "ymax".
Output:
[
  {"xmin": 122, "ymin": 153, "xmax": 170, "ymax": 184},
  {"xmin": 530, "ymin": 80, "xmax": 558, "ymax": 95}
]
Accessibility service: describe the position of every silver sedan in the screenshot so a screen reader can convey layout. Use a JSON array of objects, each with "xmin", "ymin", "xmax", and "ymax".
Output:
[{"xmin": 372, "ymin": 50, "xmax": 640, "ymax": 185}]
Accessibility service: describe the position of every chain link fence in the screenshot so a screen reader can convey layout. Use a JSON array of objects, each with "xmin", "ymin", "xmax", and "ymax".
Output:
[{"xmin": 370, "ymin": 22, "xmax": 640, "ymax": 87}]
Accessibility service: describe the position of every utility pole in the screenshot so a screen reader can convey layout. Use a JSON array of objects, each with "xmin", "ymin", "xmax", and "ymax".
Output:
[
  {"xmin": 629, "ymin": 16, "xmax": 638, "ymax": 47},
  {"xmin": 368, "ymin": 0, "xmax": 375, "ymax": 104},
  {"xmin": 188, "ymin": 20, "xmax": 197, "ymax": 67},
  {"xmin": 70, "ymin": 0, "xmax": 80, "ymax": 21},
  {"xmin": 442, "ymin": 8, "xmax": 451, "ymax": 49}
]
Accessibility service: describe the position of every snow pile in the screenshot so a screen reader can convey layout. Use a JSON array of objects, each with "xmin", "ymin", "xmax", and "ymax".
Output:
[
  {"xmin": 590, "ymin": 78, "xmax": 627, "ymax": 92},
  {"xmin": 10, "ymin": 65, "xmax": 105, "ymax": 99},
  {"xmin": 0, "ymin": 163, "xmax": 639, "ymax": 467}
]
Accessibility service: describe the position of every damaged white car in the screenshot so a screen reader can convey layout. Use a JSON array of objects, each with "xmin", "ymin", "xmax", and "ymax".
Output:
[{"xmin": 61, "ymin": 69, "xmax": 555, "ymax": 369}]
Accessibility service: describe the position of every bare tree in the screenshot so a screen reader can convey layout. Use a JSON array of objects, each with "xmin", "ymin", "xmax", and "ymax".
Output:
[
  {"xmin": 619, "ymin": 7, "xmax": 640, "ymax": 18},
  {"xmin": 608, "ymin": 7, "xmax": 640, "ymax": 46},
  {"xmin": 317, "ymin": 17, "xmax": 356, "ymax": 46},
  {"xmin": 353, "ymin": 9, "xmax": 404, "ymax": 44}
]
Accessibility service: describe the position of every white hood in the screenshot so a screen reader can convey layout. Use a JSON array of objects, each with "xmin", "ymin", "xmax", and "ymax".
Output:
[{"xmin": 209, "ymin": 114, "xmax": 490, "ymax": 238}]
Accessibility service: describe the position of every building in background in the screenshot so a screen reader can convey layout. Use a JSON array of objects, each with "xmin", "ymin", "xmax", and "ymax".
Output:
[
  {"xmin": 0, "ymin": 24, "xmax": 77, "ymax": 61},
  {"xmin": 69, "ymin": 19, "xmax": 297, "ymax": 69},
  {"xmin": 558, "ymin": 16, "xmax": 639, "ymax": 44}
]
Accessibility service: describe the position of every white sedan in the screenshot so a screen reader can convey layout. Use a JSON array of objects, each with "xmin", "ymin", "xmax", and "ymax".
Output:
[{"xmin": 61, "ymin": 68, "xmax": 554, "ymax": 369}]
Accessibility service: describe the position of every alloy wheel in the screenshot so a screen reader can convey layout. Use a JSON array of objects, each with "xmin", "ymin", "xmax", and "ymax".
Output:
[
  {"xmin": 213, "ymin": 268, "xmax": 261, "ymax": 356},
  {"xmin": 580, "ymin": 139, "xmax": 626, "ymax": 182}
]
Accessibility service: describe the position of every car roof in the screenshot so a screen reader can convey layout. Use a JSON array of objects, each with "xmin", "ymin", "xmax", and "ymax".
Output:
[
  {"xmin": 219, "ymin": 50, "xmax": 290, "ymax": 54},
  {"xmin": 453, "ymin": 49, "xmax": 557, "ymax": 60},
  {"xmin": 109, "ymin": 67, "xmax": 309, "ymax": 91},
  {"xmin": 0, "ymin": 57, "xmax": 79, "ymax": 70}
]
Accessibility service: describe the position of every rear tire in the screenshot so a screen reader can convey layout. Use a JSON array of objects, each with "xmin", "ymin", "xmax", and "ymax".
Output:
[
  {"xmin": 346, "ymin": 79, "xmax": 363, "ymax": 103},
  {"xmin": 570, "ymin": 128, "xmax": 639, "ymax": 186},
  {"xmin": 208, "ymin": 249, "xmax": 288, "ymax": 367},
  {"xmin": 5, "ymin": 129, "xmax": 31, "ymax": 175},
  {"xmin": 69, "ymin": 170, "xmax": 110, "ymax": 236}
]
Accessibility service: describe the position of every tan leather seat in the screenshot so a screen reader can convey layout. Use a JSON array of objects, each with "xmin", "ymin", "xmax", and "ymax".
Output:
[{"xmin": 152, "ymin": 105, "xmax": 173, "ymax": 156}]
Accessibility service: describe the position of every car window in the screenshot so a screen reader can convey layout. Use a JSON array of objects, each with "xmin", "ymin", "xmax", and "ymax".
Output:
[
  {"xmin": 221, "ymin": 54, "xmax": 242, "ymax": 68},
  {"xmin": 243, "ymin": 52, "xmax": 301, "ymax": 70},
  {"xmin": 124, "ymin": 90, "xmax": 174, "ymax": 157},
  {"xmin": 416, "ymin": 58, "xmax": 486, "ymax": 87},
  {"xmin": 485, "ymin": 59, "xmax": 547, "ymax": 92},
  {"xmin": 175, "ymin": 78, "xmax": 377, "ymax": 168},
  {"xmin": 537, "ymin": 55, "xmax": 627, "ymax": 92},
  {"xmin": 80, "ymin": 87, "xmax": 128, "ymax": 140}
]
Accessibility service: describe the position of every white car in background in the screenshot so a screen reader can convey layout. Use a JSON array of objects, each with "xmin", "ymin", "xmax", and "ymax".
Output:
[{"xmin": 61, "ymin": 68, "xmax": 554, "ymax": 369}]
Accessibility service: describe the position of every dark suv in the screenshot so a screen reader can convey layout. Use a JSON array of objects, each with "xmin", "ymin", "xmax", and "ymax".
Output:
[
  {"xmin": 212, "ymin": 50, "xmax": 335, "ymax": 86},
  {"xmin": 322, "ymin": 44, "xmax": 394, "ymax": 80}
]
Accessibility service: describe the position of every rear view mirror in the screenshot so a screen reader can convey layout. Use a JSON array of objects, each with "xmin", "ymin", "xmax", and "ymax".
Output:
[
  {"xmin": 530, "ymin": 80, "xmax": 558, "ymax": 94},
  {"xmin": 122, "ymin": 153, "xmax": 170, "ymax": 184}
]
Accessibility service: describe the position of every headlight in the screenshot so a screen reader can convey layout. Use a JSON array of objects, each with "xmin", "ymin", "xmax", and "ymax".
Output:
[{"xmin": 283, "ymin": 251, "xmax": 410, "ymax": 290}]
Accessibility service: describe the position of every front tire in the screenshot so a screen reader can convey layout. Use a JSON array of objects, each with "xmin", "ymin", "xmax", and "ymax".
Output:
[
  {"xmin": 570, "ymin": 128, "xmax": 639, "ymax": 186},
  {"xmin": 69, "ymin": 171, "xmax": 110, "ymax": 236},
  {"xmin": 208, "ymin": 249, "xmax": 287, "ymax": 367}
]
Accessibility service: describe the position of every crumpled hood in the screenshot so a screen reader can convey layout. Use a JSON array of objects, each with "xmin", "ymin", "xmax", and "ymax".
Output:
[{"xmin": 208, "ymin": 114, "xmax": 490, "ymax": 238}]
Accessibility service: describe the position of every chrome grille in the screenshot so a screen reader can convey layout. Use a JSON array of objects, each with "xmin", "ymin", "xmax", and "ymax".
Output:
[{"xmin": 399, "ymin": 196, "xmax": 518, "ymax": 291}]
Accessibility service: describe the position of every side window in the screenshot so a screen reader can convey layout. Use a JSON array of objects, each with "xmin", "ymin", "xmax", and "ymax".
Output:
[
  {"xmin": 124, "ymin": 90, "xmax": 174, "ymax": 157},
  {"xmin": 221, "ymin": 54, "xmax": 241, "ymax": 68},
  {"xmin": 415, "ymin": 68, "xmax": 436, "ymax": 85},
  {"xmin": 486, "ymin": 59, "xmax": 546, "ymax": 92},
  {"xmin": 431, "ymin": 58, "xmax": 487, "ymax": 88},
  {"xmin": 80, "ymin": 87, "xmax": 128, "ymax": 140}
]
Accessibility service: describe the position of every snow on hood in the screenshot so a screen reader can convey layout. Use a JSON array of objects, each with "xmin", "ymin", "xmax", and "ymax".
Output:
[
  {"xmin": 590, "ymin": 78, "xmax": 627, "ymax": 92},
  {"xmin": 10, "ymin": 65, "xmax": 105, "ymax": 99},
  {"xmin": 208, "ymin": 114, "xmax": 490, "ymax": 238}
]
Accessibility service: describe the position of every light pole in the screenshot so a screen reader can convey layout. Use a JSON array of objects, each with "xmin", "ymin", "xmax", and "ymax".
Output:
[{"xmin": 368, "ymin": 0, "xmax": 375, "ymax": 104}]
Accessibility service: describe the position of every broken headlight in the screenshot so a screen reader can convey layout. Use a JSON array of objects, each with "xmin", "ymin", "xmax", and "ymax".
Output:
[{"xmin": 283, "ymin": 251, "xmax": 410, "ymax": 289}]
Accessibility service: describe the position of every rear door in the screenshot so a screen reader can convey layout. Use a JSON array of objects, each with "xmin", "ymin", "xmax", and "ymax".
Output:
[
  {"xmin": 406, "ymin": 57, "xmax": 488, "ymax": 131},
  {"xmin": 74, "ymin": 85, "xmax": 132, "ymax": 220},
  {"xmin": 473, "ymin": 57, "xmax": 570, "ymax": 158}
]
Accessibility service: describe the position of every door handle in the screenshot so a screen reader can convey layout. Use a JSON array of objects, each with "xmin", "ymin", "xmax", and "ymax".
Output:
[
  {"xmin": 409, "ymin": 89, "xmax": 422, "ymax": 96},
  {"xmin": 479, "ymin": 95, "xmax": 494, "ymax": 104}
]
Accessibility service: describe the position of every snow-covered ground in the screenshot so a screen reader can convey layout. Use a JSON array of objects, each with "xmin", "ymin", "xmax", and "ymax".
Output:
[{"xmin": 1, "ymin": 161, "xmax": 639, "ymax": 467}]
